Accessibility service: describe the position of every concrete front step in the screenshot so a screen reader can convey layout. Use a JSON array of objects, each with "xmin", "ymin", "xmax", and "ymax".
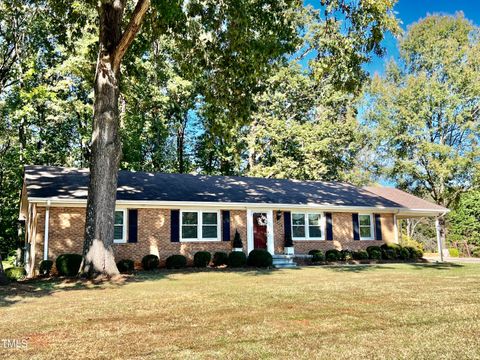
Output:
[{"xmin": 272, "ymin": 255, "xmax": 297, "ymax": 268}]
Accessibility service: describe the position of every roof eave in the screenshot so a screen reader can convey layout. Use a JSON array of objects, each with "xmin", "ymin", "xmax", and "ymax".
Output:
[{"xmin": 26, "ymin": 197, "xmax": 446, "ymax": 215}]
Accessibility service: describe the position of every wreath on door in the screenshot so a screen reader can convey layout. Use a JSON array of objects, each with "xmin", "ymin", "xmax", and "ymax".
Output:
[{"xmin": 256, "ymin": 214, "xmax": 268, "ymax": 226}]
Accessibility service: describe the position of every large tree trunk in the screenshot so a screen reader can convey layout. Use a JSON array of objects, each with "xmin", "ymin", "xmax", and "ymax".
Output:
[
  {"xmin": 81, "ymin": 2, "xmax": 124, "ymax": 277},
  {"xmin": 81, "ymin": 0, "xmax": 150, "ymax": 277}
]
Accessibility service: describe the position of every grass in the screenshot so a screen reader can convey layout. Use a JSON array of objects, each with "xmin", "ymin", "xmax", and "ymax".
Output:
[{"xmin": 1, "ymin": 263, "xmax": 479, "ymax": 359}]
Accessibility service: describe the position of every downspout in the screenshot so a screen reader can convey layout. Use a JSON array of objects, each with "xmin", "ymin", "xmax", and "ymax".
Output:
[{"xmin": 43, "ymin": 200, "xmax": 51, "ymax": 260}]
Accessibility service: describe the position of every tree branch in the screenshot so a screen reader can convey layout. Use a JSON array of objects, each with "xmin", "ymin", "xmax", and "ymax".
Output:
[{"xmin": 112, "ymin": 0, "xmax": 150, "ymax": 73}]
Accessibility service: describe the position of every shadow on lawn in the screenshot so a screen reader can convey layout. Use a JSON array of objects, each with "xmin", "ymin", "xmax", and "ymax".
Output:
[{"xmin": 0, "ymin": 267, "xmax": 282, "ymax": 307}]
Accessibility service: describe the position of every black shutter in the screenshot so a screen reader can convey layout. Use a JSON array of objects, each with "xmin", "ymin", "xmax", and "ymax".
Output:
[
  {"xmin": 352, "ymin": 213, "xmax": 360, "ymax": 240},
  {"xmin": 375, "ymin": 214, "xmax": 382, "ymax": 241},
  {"xmin": 222, "ymin": 210, "xmax": 230, "ymax": 241},
  {"xmin": 325, "ymin": 212, "xmax": 333, "ymax": 241},
  {"xmin": 128, "ymin": 209, "xmax": 138, "ymax": 243},
  {"xmin": 284, "ymin": 211, "xmax": 292, "ymax": 242},
  {"xmin": 171, "ymin": 210, "xmax": 180, "ymax": 242}
]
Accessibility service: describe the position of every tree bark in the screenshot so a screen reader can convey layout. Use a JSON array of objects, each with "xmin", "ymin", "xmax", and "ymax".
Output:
[{"xmin": 81, "ymin": 0, "xmax": 149, "ymax": 277}]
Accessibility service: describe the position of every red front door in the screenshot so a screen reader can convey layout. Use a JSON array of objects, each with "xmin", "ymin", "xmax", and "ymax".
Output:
[{"xmin": 253, "ymin": 213, "xmax": 268, "ymax": 249}]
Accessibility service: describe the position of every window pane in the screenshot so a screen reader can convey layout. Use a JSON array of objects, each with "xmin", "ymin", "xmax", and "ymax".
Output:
[
  {"xmin": 292, "ymin": 225, "xmax": 305, "ymax": 238},
  {"xmin": 182, "ymin": 225, "xmax": 198, "ymax": 239},
  {"xmin": 203, "ymin": 212, "xmax": 217, "ymax": 225},
  {"xmin": 115, "ymin": 211, "xmax": 124, "ymax": 225},
  {"xmin": 309, "ymin": 225, "xmax": 322, "ymax": 238},
  {"xmin": 114, "ymin": 225, "xmax": 123, "ymax": 240},
  {"xmin": 292, "ymin": 213, "xmax": 305, "ymax": 225},
  {"xmin": 182, "ymin": 212, "xmax": 198, "ymax": 225},
  {"xmin": 359, "ymin": 215, "xmax": 371, "ymax": 226},
  {"xmin": 202, "ymin": 225, "xmax": 217, "ymax": 238},
  {"xmin": 360, "ymin": 226, "xmax": 371, "ymax": 238},
  {"xmin": 308, "ymin": 214, "xmax": 321, "ymax": 226}
]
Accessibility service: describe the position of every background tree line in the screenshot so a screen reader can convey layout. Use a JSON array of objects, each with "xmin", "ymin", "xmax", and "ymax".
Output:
[{"xmin": 0, "ymin": 1, "xmax": 478, "ymax": 258}]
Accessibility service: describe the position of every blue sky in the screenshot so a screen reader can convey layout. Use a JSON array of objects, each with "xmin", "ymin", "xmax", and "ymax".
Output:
[{"xmin": 305, "ymin": 0, "xmax": 480, "ymax": 76}]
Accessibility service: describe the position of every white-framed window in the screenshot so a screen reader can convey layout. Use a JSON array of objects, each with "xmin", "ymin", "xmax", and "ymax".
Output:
[
  {"xmin": 291, "ymin": 212, "xmax": 325, "ymax": 240},
  {"xmin": 114, "ymin": 209, "xmax": 127, "ymax": 243},
  {"xmin": 180, "ymin": 210, "xmax": 220, "ymax": 242},
  {"xmin": 359, "ymin": 214, "xmax": 374, "ymax": 240}
]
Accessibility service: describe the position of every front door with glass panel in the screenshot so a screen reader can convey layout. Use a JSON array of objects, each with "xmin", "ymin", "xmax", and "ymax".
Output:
[{"xmin": 253, "ymin": 212, "xmax": 268, "ymax": 249}]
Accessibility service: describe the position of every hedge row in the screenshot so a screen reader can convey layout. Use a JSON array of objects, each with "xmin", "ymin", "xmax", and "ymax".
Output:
[{"xmin": 308, "ymin": 244, "xmax": 423, "ymax": 263}]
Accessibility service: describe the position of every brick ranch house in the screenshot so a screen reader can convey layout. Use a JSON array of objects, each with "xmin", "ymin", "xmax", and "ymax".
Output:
[{"xmin": 20, "ymin": 166, "xmax": 448, "ymax": 276}]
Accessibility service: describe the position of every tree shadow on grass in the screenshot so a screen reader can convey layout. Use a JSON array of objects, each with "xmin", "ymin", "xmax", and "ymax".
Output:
[
  {"xmin": 0, "ymin": 267, "xmax": 284, "ymax": 307},
  {"xmin": 405, "ymin": 262, "xmax": 464, "ymax": 270},
  {"xmin": 322, "ymin": 264, "xmax": 397, "ymax": 273}
]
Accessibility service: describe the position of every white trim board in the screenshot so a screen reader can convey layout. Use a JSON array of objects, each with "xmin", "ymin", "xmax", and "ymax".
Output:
[{"xmin": 26, "ymin": 197, "xmax": 448, "ymax": 216}]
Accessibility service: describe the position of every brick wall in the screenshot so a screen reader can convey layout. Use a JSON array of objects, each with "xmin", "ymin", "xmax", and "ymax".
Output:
[{"xmin": 32, "ymin": 206, "xmax": 396, "ymax": 270}]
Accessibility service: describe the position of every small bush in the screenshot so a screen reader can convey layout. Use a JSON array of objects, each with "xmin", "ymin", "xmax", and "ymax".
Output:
[
  {"xmin": 142, "ymin": 254, "xmax": 160, "ymax": 270},
  {"xmin": 117, "ymin": 259, "xmax": 134, "ymax": 273},
  {"xmin": 247, "ymin": 249, "xmax": 273, "ymax": 268},
  {"xmin": 56, "ymin": 254, "xmax": 82, "ymax": 277},
  {"xmin": 308, "ymin": 249, "xmax": 325, "ymax": 262},
  {"xmin": 472, "ymin": 248, "xmax": 480, "ymax": 258},
  {"xmin": 367, "ymin": 246, "xmax": 382, "ymax": 260},
  {"xmin": 380, "ymin": 243, "xmax": 401, "ymax": 260},
  {"xmin": 212, "ymin": 252, "xmax": 228, "ymax": 267},
  {"xmin": 5, "ymin": 267, "xmax": 26, "ymax": 281},
  {"xmin": 352, "ymin": 250, "xmax": 369, "ymax": 260},
  {"xmin": 166, "ymin": 255, "xmax": 187, "ymax": 269},
  {"xmin": 404, "ymin": 246, "xmax": 418, "ymax": 260},
  {"xmin": 399, "ymin": 247, "xmax": 410, "ymax": 260},
  {"xmin": 448, "ymin": 248, "xmax": 459, "ymax": 257},
  {"xmin": 232, "ymin": 230, "xmax": 243, "ymax": 248},
  {"xmin": 325, "ymin": 249, "xmax": 341, "ymax": 262},
  {"xmin": 228, "ymin": 251, "xmax": 247, "ymax": 267},
  {"xmin": 39, "ymin": 260, "xmax": 53, "ymax": 276},
  {"xmin": 194, "ymin": 251, "xmax": 211, "ymax": 267},
  {"xmin": 340, "ymin": 249, "xmax": 353, "ymax": 261}
]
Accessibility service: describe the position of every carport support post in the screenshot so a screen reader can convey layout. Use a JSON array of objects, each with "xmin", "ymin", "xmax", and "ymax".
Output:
[{"xmin": 436, "ymin": 217, "xmax": 443, "ymax": 262}]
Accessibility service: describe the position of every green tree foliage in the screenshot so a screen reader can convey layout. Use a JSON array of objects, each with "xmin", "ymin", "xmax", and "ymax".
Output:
[
  {"xmin": 363, "ymin": 14, "xmax": 480, "ymax": 245},
  {"xmin": 364, "ymin": 14, "xmax": 480, "ymax": 207},
  {"xmin": 448, "ymin": 190, "xmax": 480, "ymax": 249}
]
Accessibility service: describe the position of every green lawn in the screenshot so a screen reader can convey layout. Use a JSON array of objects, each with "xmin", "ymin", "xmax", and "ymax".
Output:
[{"xmin": 1, "ymin": 264, "xmax": 479, "ymax": 359}]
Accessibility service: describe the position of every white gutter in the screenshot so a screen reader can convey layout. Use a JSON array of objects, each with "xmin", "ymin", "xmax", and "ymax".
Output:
[
  {"xmin": 26, "ymin": 197, "xmax": 448, "ymax": 215},
  {"xmin": 43, "ymin": 200, "xmax": 51, "ymax": 261}
]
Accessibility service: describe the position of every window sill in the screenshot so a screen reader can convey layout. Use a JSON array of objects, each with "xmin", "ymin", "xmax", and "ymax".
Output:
[
  {"xmin": 179, "ymin": 239, "xmax": 221, "ymax": 242},
  {"xmin": 293, "ymin": 238, "xmax": 325, "ymax": 241}
]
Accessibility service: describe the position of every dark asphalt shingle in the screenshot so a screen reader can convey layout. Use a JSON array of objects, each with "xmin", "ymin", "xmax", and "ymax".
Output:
[{"xmin": 24, "ymin": 165, "xmax": 406, "ymax": 208}]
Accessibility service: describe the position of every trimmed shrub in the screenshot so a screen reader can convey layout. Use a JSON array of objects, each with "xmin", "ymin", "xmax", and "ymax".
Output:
[
  {"xmin": 5, "ymin": 267, "xmax": 26, "ymax": 281},
  {"xmin": 247, "ymin": 249, "xmax": 273, "ymax": 268},
  {"xmin": 141, "ymin": 255, "xmax": 160, "ymax": 270},
  {"xmin": 56, "ymin": 254, "xmax": 82, "ymax": 277},
  {"xmin": 380, "ymin": 243, "xmax": 401, "ymax": 260},
  {"xmin": 232, "ymin": 230, "xmax": 243, "ymax": 248},
  {"xmin": 228, "ymin": 251, "xmax": 247, "ymax": 268},
  {"xmin": 367, "ymin": 246, "xmax": 382, "ymax": 260},
  {"xmin": 404, "ymin": 246, "xmax": 418, "ymax": 259},
  {"xmin": 166, "ymin": 255, "xmax": 187, "ymax": 269},
  {"xmin": 399, "ymin": 247, "xmax": 410, "ymax": 260},
  {"xmin": 194, "ymin": 251, "xmax": 211, "ymax": 267},
  {"xmin": 352, "ymin": 250, "xmax": 369, "ymax": 260},
  {"xmin": 448, "ymin": 248, "xmax": 459, "ymax": 257},
  {"xmin": 340, "ymin": 249, "xmax": 353, "ymax": 261},
  {"xmin": 212, "ymin": 252, "xmax": 228, "ymax": 267},
  {"xmin": 117, "ymin": 259, "xmax": 134, "ymax": 273},
  {"xmin": 308, "ymin": 250, "xmax": 325, "ymax": 262},
  {"xmin": 325, "ymin": 249, "xmax": 341, "ymax": 262},
  {"xmin": 39, "ymin": 260, "xmax": 53, "ymax": 276}
]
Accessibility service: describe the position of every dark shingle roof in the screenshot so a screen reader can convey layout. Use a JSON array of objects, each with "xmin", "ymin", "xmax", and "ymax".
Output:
[
  {"xmin": 364, "ymin": 186, "xmax": 447, "ymax": 211},
  {"xmin": 24, "ymin": 165, "xmax": 423, "ymax": 209}
]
